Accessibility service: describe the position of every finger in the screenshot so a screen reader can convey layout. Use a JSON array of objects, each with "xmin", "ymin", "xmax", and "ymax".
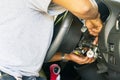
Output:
[
  {"xmin": 88, "ymin": 29, "xmax": 99, "ymax": 36},
  {"xmin": 88, "ymin": 58, "xmax": 95, "ymax": 63},
  {"xmin": 81, "ymin": 57, "xmax": 92, "ymax": 64},
  {"xmin": 92, "ymin": 28, "xmax": 101, "ymax": 32},
  {"xmin": 89, "ymin": 31, "xmax": 98, "ymax": 36},
  {"xmin": 93, "ymin": 37, "xmax": 98, "ymax": 45},
  {"xmin": 84, "ymin": 58, "xmax": 94, "ymax": 64},
  {"xmin": 78, "ymin": 57, "xmax": 89, "ymax": 64}
]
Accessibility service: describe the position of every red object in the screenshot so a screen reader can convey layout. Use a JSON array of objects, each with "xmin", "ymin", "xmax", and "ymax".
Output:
[{"xmin": 50, "ymin": 64, "xmax": 61, "ymax": 80}]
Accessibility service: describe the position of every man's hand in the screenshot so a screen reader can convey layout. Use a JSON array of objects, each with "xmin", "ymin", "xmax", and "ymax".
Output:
[
  {"xmin": 67, "ymin": 53, "xmax": 95, "ymax": 64},
  {"xmin": 85, "ymin": 14, "xmax": 103, "ymax": 36}
]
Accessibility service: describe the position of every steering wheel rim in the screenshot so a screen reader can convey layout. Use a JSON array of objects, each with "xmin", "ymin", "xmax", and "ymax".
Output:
[{"xmin": 44, "ymin": 11, "xmax": 74, "ymax": 62}]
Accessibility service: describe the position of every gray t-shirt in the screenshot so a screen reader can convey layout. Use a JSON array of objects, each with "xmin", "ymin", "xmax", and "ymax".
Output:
[{"xmin": 0, "ymin": 0, "xmax": 65, "ymax": 78}]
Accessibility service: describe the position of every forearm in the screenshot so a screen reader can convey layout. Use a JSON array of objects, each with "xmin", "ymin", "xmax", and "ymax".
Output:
[
  {"xmin": 49, "ymin": 52, "xmax": 95, "ymax": 64},
  {"xmin": 52, "ymin": 0, "xmax": 99, "ymax": 20},
  {"xmin": 49, "ymin": 52, "xmax": 62, "ymax": 62},
  {"xmin": 49, "ymin": 52, "xmax": 70, "ymax": 62}
]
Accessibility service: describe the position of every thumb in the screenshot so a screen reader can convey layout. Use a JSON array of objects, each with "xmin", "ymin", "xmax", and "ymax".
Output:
[{"xmin": 93, "ymin": 37, "xmax": 98, "ymax": 45}]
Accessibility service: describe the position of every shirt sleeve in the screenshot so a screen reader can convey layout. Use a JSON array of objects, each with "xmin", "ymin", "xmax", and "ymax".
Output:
[{"xmin": 28, "ymin": 0, "xmax": 66, "ymax": 16}]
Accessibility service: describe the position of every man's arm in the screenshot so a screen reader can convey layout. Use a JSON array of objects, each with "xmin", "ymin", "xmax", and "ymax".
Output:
[
  {"xmin": 49, "ymin": 52, "xmax": 95, "ymax": 64},
  {"xmin": 52, "ymin": 0, "xmax": 99, "ymax": 20},
  {"xmin": 52, "ymin": 0, "xmax": 102, "ymax": 36}
]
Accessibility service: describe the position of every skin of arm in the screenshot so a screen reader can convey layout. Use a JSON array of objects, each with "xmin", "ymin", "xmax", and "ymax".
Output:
[
  {"xmin": 52, "ymin": 0, "xmax": 99, "ymax": 19},
  {"xmin": 49, "ymin": 52, "xmax": 95, "ymax": 65},
  {"xmin": 85, "ymin": 14, "xmax": 103, "ymax": 36},
  {"xmin": 52, "ymin": 0, "xmax": 103, "ymax": 39},
  {"xmin": 49, "ymin": 0, "xmax": 103, "ymax": 64}
]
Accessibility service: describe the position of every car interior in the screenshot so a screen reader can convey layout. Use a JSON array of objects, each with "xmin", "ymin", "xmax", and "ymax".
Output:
[{"xmin": 42, "ymin": 0, "xmax": 120, "ymax": 80}]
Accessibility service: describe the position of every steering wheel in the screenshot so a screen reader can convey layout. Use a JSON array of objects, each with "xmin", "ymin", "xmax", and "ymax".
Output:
[{"xmin": 44, "ymin": 12, "xmax": 73, "ymax": 62}]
